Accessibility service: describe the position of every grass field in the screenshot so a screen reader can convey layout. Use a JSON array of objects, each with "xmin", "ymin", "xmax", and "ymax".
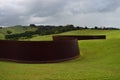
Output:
[{"xmin": 0, "ymin": 30, "xmax": 120, "ymax": 80}]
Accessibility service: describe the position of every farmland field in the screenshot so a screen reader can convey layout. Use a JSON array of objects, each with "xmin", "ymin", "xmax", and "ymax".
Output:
[{"xmin": 0, "ymin": 30, "xmax": 120, "ymax": 80}]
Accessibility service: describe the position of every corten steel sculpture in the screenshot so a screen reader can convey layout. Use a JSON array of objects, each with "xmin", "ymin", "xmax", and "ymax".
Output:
[{"xmin": 0, "ymin": 35, "xmax": 105, "ymax": 63}]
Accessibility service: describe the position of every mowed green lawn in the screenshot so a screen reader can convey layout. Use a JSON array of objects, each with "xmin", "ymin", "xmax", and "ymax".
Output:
[{"xmin": 0, "ymin": 30, "xmax": 120, "ymax": 80}]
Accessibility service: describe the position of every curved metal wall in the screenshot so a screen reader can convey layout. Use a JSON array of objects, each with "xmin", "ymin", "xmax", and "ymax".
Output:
[{"xmin": 0, "ymin": 35, "xmax": 105, "ymax": 63}]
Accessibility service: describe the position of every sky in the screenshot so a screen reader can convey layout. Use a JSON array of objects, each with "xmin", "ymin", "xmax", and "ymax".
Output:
[{"xmin": 0, "ymin": 0, "xmax": 120, "ymax": 28}]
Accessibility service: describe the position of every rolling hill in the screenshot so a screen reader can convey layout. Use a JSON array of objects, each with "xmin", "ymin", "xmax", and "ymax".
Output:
[{"xmin": 0, "ymin": 30, "xmax": 120, "ymax": 80}]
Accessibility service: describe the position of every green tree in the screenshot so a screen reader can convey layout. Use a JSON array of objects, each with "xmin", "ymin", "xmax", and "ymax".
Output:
[
  {"xmin": 30, "ymin": 24, "xmax": 36, "ymax": 27},
  {"xmin": 7, "ymin": 30, "xmax": 12, "ymax": 35},
  {"xmin": 94, "ymin": 26, "xmax": 98, "ymax": 29}
]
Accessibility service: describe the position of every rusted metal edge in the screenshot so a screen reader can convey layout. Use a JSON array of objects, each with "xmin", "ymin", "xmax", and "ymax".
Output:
[{"xmin": 0, "ymin": 55, "xmax": 80, "ymax": 64}]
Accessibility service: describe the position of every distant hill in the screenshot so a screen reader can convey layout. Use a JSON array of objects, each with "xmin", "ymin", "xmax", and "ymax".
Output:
[
  {"xmin": 0, "ymin": 25, "xmax": 119, "ymax": 40},
  {"xmin": 29, "ymin": 30, "xmax": 120, "ymax": 41}
]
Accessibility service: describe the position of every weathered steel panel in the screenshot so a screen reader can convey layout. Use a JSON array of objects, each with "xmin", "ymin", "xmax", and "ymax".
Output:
[{"xmin": 0, "ymin": 35, "xmax": 105, "ymax": 63}]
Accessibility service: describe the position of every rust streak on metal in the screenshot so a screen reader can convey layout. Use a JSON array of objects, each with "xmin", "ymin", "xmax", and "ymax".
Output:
[{"xmin": 0, "ymin": 35, "xmax": 106, "ymax": 63}]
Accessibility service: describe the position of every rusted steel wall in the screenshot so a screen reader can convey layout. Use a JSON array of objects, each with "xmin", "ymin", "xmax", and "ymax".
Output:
[
  {"xmin": 0, "ymin": 35, "xmax": 106, "ymax": 63},
  {"xmin": 53, "ymin": 35, "xmax": 106, "ymax": 40}
]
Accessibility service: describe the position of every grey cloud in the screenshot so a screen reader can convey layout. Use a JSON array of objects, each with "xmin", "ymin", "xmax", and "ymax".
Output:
[
  {"xmin": 63, "ymin": 0, "xmax": 120, "ymax": 14},
  {"xmin": 0, "ymin": 0, "xmax": 120, "ymax": 26},
  {"xmin": 0, "ymin": 0, "xmax": 68, "ymax": 26},
  {"xmin": 25, "ymin": 0, "xmax": 68, "ymax": 17}
]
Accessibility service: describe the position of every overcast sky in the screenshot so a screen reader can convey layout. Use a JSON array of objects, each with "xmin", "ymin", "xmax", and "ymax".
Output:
[{"xmin": 0, "ymin": 0, "xmax": 120, "ymax": 28}]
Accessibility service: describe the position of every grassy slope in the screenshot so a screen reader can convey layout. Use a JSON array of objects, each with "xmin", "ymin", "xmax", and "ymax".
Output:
[
  {"xmin": 0, "ymin": 30, "xmax": 120, "ymax": 80},
  {"xmin": 0, "ymin": 26, "xmax": 37, "ymax": 40}
]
